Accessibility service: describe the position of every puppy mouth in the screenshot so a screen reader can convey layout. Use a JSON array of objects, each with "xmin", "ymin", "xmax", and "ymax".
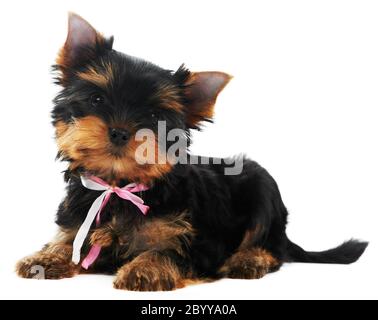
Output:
[
  {"xmin": 109, "ymin": 148, "xmax": 126, "ymax": 158},
  {"xmin": 76, "ymin": 145, "xmax": 127, "ymax": 159},
  {"xmin": 106, "ymin": 141, "xmax": 128, "ymax": 157}
]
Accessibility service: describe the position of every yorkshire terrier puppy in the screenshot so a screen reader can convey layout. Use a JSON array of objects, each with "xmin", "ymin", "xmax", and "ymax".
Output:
[{"xmin": 16, "ymin": 13, "xmax": 368, "ymax": 291}]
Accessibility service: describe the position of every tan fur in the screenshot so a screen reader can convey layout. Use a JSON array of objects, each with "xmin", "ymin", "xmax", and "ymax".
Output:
[
  {"xmin": 16, "ymin": 228, "xmax": 79, "ymax": 279},
  {"xmin": 55, "ymin": 116, "xmax": 172, "ymax": 184},
  {"xmin": 77, "ymin": 62, "xmax": 113, "ymax": 88},
  {"xmin": 153, "ymin": 84, "xmax": 184, "ymax": 112},
  {"xmin": 90, "ymin": 226, "xmax": 114, "ymax": 247},
  {"xmin": 88, "ymin": 211, "xmax": 194, "ymax": 260},
  {"xmin": 120, "ymin": 212, "xmax": 194, "ymax": 259},
  {"xmin": 218, "ymin": 247, "xmax": 279, "ymax": 279},
  {"xmin": 219, "ymin": 224, "xmax": 278, "ymax": 280},
  {"xmin": 113, "ymin": 251, "xmax": 185, "ymax": 291}
]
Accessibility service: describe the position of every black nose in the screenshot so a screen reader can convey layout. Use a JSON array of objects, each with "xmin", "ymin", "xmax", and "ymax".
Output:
[{"xmin": 109, "ymin": 128, "xmax": 130, "ymax": 146}]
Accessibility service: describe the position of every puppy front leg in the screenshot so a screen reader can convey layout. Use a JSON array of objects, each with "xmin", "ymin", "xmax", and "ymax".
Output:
[
  {"xmin": 16, "ymin": 228, "xmax": 79, "ymax": 279},
  {"xmin": 113, "ymin": 250, "xmax": 187, "ymax": 291}
]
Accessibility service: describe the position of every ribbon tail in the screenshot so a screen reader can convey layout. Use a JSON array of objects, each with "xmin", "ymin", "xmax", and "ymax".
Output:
[
  {"xmin": 132, "ymin": 201, "xmax": 150, "ymax": 215},
  {"xmin": 72, "ymin": 191, "xmax": 109, "ymax": 264},
  {"xmin": 116, "ymin": 189, "xmax": 144, "ymax": 204},
  {"xmin": 81, "ymin": 245, "xmax": 102, "ymax": 270},
  {"xmin": 128, "ymin": 184, "xmax": 149, "ymax": 193},
  {"xmin": 115, "ymin": 189, "xmax": 150, "ymax": 215},
  {"xmin": 96, "ymin": 192, "xmax": 112, "ymax": 225}
]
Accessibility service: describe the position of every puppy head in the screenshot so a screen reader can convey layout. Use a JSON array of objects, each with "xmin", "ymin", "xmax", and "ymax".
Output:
[{"xmin": 53, "ymin": 13, "xmax": 231, "ymax": 184}]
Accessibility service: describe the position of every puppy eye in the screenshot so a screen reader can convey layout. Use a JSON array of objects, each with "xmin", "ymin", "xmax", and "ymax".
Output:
[{"xmin": 90, "ymin": 94, "xmax": 105, "ymax": 107}]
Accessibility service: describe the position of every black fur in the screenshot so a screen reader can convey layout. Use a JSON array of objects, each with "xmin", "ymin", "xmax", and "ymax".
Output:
[{"xmin": 286, "ymin": 239, "xmax": 368, "ymax": 264}]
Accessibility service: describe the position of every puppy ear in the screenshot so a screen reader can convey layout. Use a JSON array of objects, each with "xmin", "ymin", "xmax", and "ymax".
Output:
[
  {"xmin": 183, "ymin": 71, "xmax": 232, "ymax": 129},
  {"xmin": 56, "ymin": 13, "xmax": 112, "ymax": 82}
]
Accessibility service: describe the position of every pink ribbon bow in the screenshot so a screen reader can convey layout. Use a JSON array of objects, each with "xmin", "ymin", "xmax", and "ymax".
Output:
[{"xmin": 72, "ymin": 175, "xmax": 149, "ymax": 269}]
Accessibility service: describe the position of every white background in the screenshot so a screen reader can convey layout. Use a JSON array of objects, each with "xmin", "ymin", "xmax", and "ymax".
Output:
[{"xmin": 0, "ymin": 0, "xmax": 377, "ymax": 300}]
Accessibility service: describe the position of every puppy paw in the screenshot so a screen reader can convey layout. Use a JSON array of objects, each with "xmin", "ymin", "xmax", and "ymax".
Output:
[
  {"xmin": 218, "ymin": 248, "xmax": 279, "ymax": 280},
  {"xmin": 90, "ymin": 226, "xmax": 113, "ymax": 247},
  {"xmin": 219, "ymin": 261, "xmax": 269, "ymax": 279},
  {"xmin": 16, "ymin": 252, "xmax": 78, "ymax": 280},
  {"xmin": 113, "ymin": 253, "xmax": 183, "ymax": 291}
]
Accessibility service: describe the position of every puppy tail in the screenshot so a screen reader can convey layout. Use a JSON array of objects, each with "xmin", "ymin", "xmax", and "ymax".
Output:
[{"xmin": 285, "ymin": 238, "xmax": 368, "ymax": 264}]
